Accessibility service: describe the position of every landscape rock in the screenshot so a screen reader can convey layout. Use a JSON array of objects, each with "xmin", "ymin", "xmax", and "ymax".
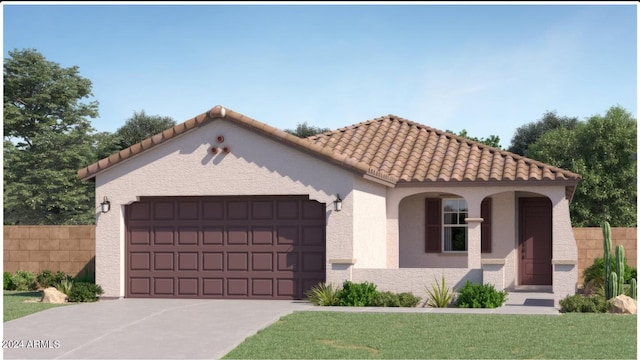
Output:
[
  {"xmin": 41, "ymin": 287, "xmax": 67, "ymax": 304},
  {"xmin": 608, "ymin": 295, "xmax": 637, "ymax": 314}
]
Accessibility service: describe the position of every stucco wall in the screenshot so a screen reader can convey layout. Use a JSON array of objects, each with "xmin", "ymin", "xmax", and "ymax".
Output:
[
  {"xmin": 352, "ymin": 178, "xmax": 388, "ymax": 268},
  {"xmin": 486, "ymin": 191, "xmax": 517, "ymax": 289},
  {"xmin": 95, "ymin": 118, "xmax": 357, "ymax": 297}
]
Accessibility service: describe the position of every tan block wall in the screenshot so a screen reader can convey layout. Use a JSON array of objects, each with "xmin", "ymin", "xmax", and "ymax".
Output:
[
  {"xmin": 574, "ymin": 227, "xmax": 637, "ymax": 285},
  {"xmin": 3, "ymin": 226, "xmax": 95, "ymax": 276}
]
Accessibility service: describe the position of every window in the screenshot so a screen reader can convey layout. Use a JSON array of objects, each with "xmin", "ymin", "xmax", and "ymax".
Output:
[
  {"xmin": 443, "ymin": 199, "xmax": 468, "ymax": 252},
  {"xmin": 425, "ymin": 197, "xmax": 492, "ymax": 254}
]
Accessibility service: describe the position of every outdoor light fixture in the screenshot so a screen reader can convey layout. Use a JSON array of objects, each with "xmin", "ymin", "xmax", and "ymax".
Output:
[
  {"xmin": 100, "ymin": 196, "xmax": 111, "ymax": 213},
  {"xmin": 334, "ymin": 194, "xmax": 342, "ymax": 212}
]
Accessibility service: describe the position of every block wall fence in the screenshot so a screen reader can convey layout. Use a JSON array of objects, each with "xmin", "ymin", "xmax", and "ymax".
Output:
[{"xmin": 2, "ymin": 226, "xmax": 635, "ymax": 286}]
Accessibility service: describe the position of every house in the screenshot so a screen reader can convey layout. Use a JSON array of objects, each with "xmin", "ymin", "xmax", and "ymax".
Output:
[{"xmin": 77, "ymin": 105, "xmax": 582, "ymax": 306}]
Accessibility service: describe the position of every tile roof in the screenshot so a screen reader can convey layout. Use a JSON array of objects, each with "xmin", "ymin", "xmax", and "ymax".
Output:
[
  {"xmin": 78, "ymin": 106, "xmax": 581, "ymax": 194},
  {"xmin": 305, "ymin": 114, "xmax": 582, "ymax": 184}
]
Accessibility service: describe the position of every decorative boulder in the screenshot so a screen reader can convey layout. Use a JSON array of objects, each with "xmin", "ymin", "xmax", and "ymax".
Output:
[
  {"xmin": 608, "ymin": 295, "xmax": 637, "ymax": 314},
  {"xmin": 41, "ymin": 287, "xmax": 68, "ymax": 304}
]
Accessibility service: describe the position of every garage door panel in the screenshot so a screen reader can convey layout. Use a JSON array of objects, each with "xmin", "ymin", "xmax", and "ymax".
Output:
[
  {"xmin": 130, "ymin": 278, "xmax": 150, "ymax": 295},
  {"xmin": 126, "ymin": 196, "xmax": 325, "ymax": 299},
  {"xmin": 252, "ymin": 227, "xmax": 273, "ymax": 245},
  {"xmin": 178, "ymin": 201, "xmax": 199, "ymax": 220},
  {"xmin": 252, "ymin": 201, "xmax": 274, "ymax": 219},
  {"xmin": 178, "ymin": 252, "xmax": 199, "ymax": 271},
  {"xmin": 203, "ymin": 227, "xmax": 224, "ymax": 244},
  {"xmin": 154, "ymin": 202, "xmax": 174, "ymax": 220},
  {"xmin": 154, "ymin": 252, "xmax": 174, "ymax": 271},
  {"xmin": 277, "ymin": 252, "xmax": 298, "ymax": 271},
  {"xmin": 178, "ymin": 227, "xmax": 199, "ymax": 245},
  {"xmin": 203, "ymin": 201, "xmax": 224, "ymax": 220},
  {"xmin": 227, "ymin": 201, "xmax": 249, "ymax": 220},
  {"xmin": 228, "ymin": 278, "xmax": 248, "ymax": 296},
  {"xmin": 130, "ymin": 252, "xmax": 150, "ymax": 270},
  {"xmin": 252, "ymin": 252, "xmax": 273, "ymax": 271},
  {"xmin": 154, "ymin": 278, "xmax": 174, "ymax": 295},
  {"xmin": 252, "ymin": 279, "xmax": 274, "ymax": 296},
  {"xmin": 154, "ymin": 228, "xmax": 174, "ymax": 245},
  {"xmin": 227, "ymin": 227, "xmax": 248, "ymax": 245},
  {"xmin": 227, "ymin": 253, "xmax": 248, "ymax": 271},
  {"xmin": 277, "ymin": 227, "xmax": 298, "ymax": 245},
  {"xmin": 203, "ymin": 252, "xmax": 224, "ymax": 270}
]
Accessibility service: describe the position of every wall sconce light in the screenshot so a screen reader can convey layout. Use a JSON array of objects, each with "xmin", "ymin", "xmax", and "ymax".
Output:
[
  {"xmin": 100, "ymin": 196, "xmax": 111, "ymax": 213},
  {"xmin": 334, "ymin": 194, "xmax": 342, "ymax": 212}
]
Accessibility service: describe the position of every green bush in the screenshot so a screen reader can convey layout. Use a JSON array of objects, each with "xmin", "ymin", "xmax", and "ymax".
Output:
[
  {"xmin": 397, "ymin": 292, "xmax": 421, "ymax": 307},
  {"xmin": 455, "ymin": 281, "xmax": 508, "ymax": 308},
  {"xmin": 306, "ymin": 282, "xmax": 339, "ymax": 306},
  {"xmin": 583, "ymin": 257, "xmax": 636, "ymax": 287},
  {"xmin": 11, "ymin": 270, "xmax": 37, "ymax": 291},
  {"xmin": 37, "ymin": 270, "xmax": 74, "ymax": 289},
  {"xmin": 337, "ymin": 281, "xmax": 378, "ymax": 307},
  {"xmin": 68, "ymin": 282, "xmax": 104, "ymax": 302},
  {"xmin": 559, "ymin": 294, "xmax": 607, "ymax": 313},
  {"xmin": 4, "ymin": 272, "xmax": 15, "ymax": 290},
  {"xmin": 57, "ymin": 278, "xmax": 74, "ymax": 296},
  {"xmin": 372, "ymin": 291, "xmax": 401, "ymax": 307}
]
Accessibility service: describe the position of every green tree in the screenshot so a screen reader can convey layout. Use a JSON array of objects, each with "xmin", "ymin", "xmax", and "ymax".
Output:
[
  {"xmin": 115, "ymin": 110, "xmax": 175, "ymax": 150},
  {"xmin": 508, "ymin": 111, "xmax": 579, "ymax": 156},
  {"xmin": 527, "ymin": 106, "xmax": 637, "ymax": 227},
  {"xmin": 285, "ymin": 122, "xmax": 330, "ymax": 138},
  {"xmin": 4, "ymin": 49, "xmax": 99, "ymax": 224},
  {"xmin": 448, "ymin": 129, "xmax": 502, "ymax": 148}
]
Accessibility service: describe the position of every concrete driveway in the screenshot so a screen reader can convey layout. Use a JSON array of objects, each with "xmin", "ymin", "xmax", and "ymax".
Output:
[{"xmin": 3, "ymin": 299, "xmax": 314, "ymax": 359}]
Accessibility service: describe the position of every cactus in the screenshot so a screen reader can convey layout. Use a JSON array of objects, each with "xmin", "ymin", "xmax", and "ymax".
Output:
[
  {"xmin": 603, "ymin": 222, "xmax": 613, "ymax": 299},
  {"xmin": 610, "ymin": 272, "xmax": 618, "ymax": 299},
  {"xmin": 615, "ymin": 245, "xmax": 625, "ymax": 296},
  {"xmin": 631, "ymin": 278, "xmax": 637, "ymax": 300}
]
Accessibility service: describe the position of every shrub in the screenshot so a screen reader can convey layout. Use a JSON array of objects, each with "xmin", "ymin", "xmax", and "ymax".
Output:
[
  {"xmin": 337, "ymin": 281, "xmax": 378, "ymax": 307},
  {"xmin": 11, "ymin": 270, "xmax": 37, "ymax": 291},
  {"xmin": 372, "ymin": 291, "xmax": 401, "ymax": 307},
  {"xmin": 397, "ymin": 292, "xmax": 421, "ymax": 307},
  {"xmin": 56, "ymin": 278, "xmax": 74, "ymax": 296},
  {"xmin": 68, "ymin": 282, "xmax": 104, "ymax": 302},
  {"xmin": 306, "ymin": 282, "xmax": 339, "ymax": 306},
  {"xmin": 37, "ymin": 270, "xmax": 73, "ymax": 289},
  {"xmin": 425, "ymin": 274, "xmax": 454, "ymax": 307},
  {"xmin": 4, "ymin": 272, "xmax": 15, "ymax": 290},
  {"xmin": 583, "ymin": 257, "xmax": 636, "ymax": 288},
  {"xmin": 455, "ymin": 281, "xmax": 507, "ymax": 308},
  {"xmin": 559, "ymin": 294, "xmax": 607, "ymax": 313}
]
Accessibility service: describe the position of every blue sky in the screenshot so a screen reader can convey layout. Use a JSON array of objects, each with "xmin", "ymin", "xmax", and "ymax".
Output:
[{"xmin": 3, "ymin": 2, "xmax": 637, "ymax": 149}]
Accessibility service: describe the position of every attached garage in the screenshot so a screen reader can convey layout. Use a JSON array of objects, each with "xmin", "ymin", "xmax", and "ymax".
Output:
[{"xmin": 126, "ymin": 196, "xmax": 326, "ymax": 299}]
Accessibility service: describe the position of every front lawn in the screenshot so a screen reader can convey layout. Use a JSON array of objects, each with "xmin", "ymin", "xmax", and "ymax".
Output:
[
  {"xmin": 223, "ymin": 312, "xmax": 636, "ymax": 359},
  {"xmin": 4, "ymin": 291, "xmax": 71, "ymax": 322}
]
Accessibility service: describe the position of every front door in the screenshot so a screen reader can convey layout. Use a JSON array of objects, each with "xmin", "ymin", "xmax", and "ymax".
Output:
[{"xmin": 518, "ymin": 197, "xmax": 552, "ymax": 285}]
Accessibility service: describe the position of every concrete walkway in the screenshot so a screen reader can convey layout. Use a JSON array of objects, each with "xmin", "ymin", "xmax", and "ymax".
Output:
[{"xmin": 3, "ymin": 292, "xmax": 558, "ymax": 359}]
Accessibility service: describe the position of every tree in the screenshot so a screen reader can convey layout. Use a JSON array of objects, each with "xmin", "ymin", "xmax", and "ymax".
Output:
[
  {"xmin": 285, "ymin": 122, "xmax": 330, "ymax": 138},
  {"xmin": 4, "ymin": 49, "xmax": 99, "ymax": 224},
  {"xmin": 115, "ymin": 110, "xmax": 175, "ymax": 150},
  {"xmin": 508, "ymin": 111, "xmax": 579, "ymax": 156},
  {"xmin": 448, "ymin": 129, "xmax": 502, "ymax": 148},
  {"xmin": 527, "ymin": 106, "xmax": 636, "ymax": 227}
]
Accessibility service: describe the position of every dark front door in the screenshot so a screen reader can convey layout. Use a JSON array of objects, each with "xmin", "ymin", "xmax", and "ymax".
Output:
[
  {"xmin": 125, "ymin": 195, "xmax": 326, "ymax": 299},
  {"xmin": 518, "ymin": 197, "xmax": 552, "ymax": 285}
]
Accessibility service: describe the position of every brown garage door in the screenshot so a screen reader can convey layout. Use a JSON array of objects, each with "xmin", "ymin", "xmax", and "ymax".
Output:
[{"xmin": 125, "ymin": 195, "xmax": 326, "ymax": 299}]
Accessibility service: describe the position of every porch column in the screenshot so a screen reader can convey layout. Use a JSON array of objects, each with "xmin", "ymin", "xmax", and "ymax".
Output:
[{"xmin": 466, "ymin": 218, "xmax": 483, "ymax": 269}]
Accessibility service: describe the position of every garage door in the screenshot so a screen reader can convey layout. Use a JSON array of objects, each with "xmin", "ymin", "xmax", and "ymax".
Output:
[{"xmin": 125, "ymin": 196, "xmax": 326, "ymax": 299}]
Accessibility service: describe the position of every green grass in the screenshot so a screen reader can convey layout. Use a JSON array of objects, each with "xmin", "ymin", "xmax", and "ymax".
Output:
[
  {"xmin": 4, "ymin": 291, "xmax": 71, "ymax": 322},
  {"xmin": 223, "ymin": 312, "xmax": 637, "ymax": 359}
]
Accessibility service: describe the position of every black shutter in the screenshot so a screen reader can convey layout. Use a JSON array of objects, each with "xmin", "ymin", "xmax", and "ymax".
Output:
[
  {"xmin": 425, "ymin": 198, "xmax": 442, "ymax": 253},
  {"xmin": 481, "ymin": 198, "xmax": 492, "ymax": 253}
]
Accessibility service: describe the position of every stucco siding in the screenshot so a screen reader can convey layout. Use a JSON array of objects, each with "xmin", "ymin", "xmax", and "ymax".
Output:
[
  {"xmin": 483, "ymin": 191, "xmax": 517, "ymax": 289},
  {"xmin": 352, "ymin": 178, "xmax": 387, "ymax": 268},
  {"xmin": 95, "ymin": 119, "xmax": 356, "ymax": 297}
]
